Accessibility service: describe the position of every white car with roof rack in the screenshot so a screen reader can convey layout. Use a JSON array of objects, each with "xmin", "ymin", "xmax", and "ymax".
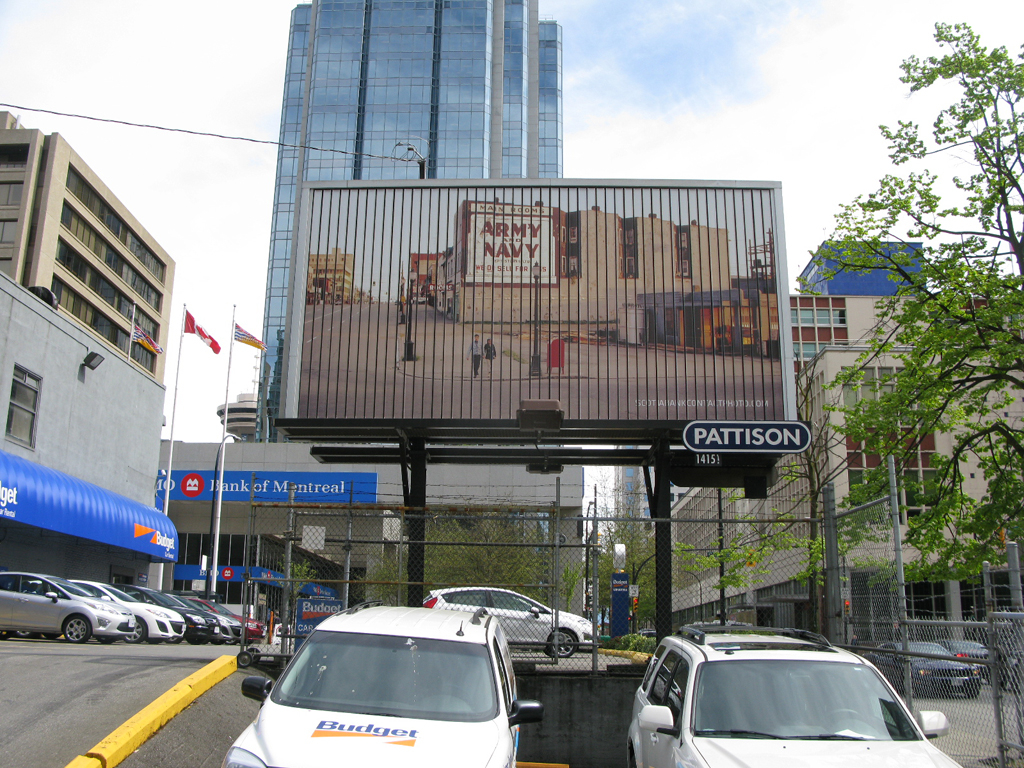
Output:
[
  {"xmin": 223, "ymin": 604, "xmax": 544, "ymax": 768},
  {"xmin": 628, "ymin": 625, "xmax": 961, "ymax": 768}
]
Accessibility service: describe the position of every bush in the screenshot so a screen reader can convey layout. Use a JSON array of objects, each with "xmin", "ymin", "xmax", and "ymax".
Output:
[{"xmin": 605, "ymin": 633, "xmax": 656, "ymax": 654}]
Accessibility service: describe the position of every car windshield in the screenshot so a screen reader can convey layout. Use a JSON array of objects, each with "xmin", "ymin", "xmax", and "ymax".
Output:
[
  {"xmin": 272, "ymin": 631, "xmax": 498, "ymax": 723},
  {"xmin": 140, "ymin": 589, "xmax": 185, "ymax": 609},
  {"xmin": 907, "ymin": 643, "xmax": 947, "ymax": 655},
  {"xmin": 944, "ymin": 641, "xmax": 985, "ymax": 653},
  {"xmin": 49, "ymin": 577, "xmax": 93, "ymax": 598},
  {"xmin": 693, "ymin": 660, "xmax": 919, "ymax": 741},
  {"xmin": 73, "ymin": 582, "xmax": 107, "ymax": 598},
  {"xmin": 188, "ymin": 598, "xmax": 233, "ymax": 617},
  {"xmin": 105, "ymin": 585, "xmax": 140, "ymax": 603}
]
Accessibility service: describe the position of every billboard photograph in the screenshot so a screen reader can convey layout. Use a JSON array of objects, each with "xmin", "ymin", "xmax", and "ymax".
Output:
[{"xmin": 292, "ymin": 182, "xmax": 788, "ymax": 424}]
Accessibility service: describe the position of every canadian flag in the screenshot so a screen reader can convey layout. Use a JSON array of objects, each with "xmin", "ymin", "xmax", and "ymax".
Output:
[{"xmin": 184, "ymin": 310, "xmax": 221, "ymax": 354}]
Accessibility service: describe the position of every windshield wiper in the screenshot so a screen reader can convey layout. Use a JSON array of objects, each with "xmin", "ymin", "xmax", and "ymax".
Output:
[
  {"xmin": 694, "ymin": 729, "xmax": 783, "ymax": 739},
  {"xmin": 791, "ymin": 734, "xmax": 872, "ymax": 741}
]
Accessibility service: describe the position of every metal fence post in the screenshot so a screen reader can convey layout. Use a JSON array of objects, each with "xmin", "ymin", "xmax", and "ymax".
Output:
[
  {"xmin": 888, "ymin": 457, "xmax": 913, "ymax": 712},
  {"xmin": 1008, "ymin": 542, "xmax": 1023, "ymax": 611},
  {"xmin": 822, "ymin": 483, "xmax": 842, "ymax": 643},
  {"xmin": 280, "ymin": 482, "xmax": 296, "ymax": 655},
  {"xmin": 988, "ymin": 607, "xmax": 1008, "ymax": 768}
]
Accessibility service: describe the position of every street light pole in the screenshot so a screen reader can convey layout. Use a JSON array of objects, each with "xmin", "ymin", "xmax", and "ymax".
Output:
[
  {"xmin": 404, "ymin": 267, "xmax": 417, "ymax": 361},
  {"xmin": 530, "ymin": 261, "xmax": 542, "ymax": 376},
  {"xmin": 206, "ymin": 433, "xmax": 236, "ymax": 599}
]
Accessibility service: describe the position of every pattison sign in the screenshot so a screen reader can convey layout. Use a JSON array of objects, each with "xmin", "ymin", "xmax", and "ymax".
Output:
[{"xmin": 682, "ymin": 421, "xmax": 811, "ymax": 453}]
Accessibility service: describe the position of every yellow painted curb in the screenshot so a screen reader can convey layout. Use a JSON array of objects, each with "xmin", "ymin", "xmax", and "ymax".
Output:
[
  {"xmin": 598, "ymin": 648, "xmax": 652, "ymax": 664},
  {"xmin": 63, "ymin": 655, "xmax": 237, "ymax": 768}
]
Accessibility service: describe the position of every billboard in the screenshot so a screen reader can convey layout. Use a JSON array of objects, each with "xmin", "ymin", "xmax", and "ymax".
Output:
[{"xmin": 290, "ymin": 181, "xmax": 791, "ymax": 424}]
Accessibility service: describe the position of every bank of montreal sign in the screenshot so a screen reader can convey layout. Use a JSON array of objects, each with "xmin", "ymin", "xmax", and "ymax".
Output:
[
  {"xmin": 682, "ymin": 421, "xmax": 811, "ymax": 453},
  {"xmin": 156, "ymin": 470, "xmax": 377, "ymax": 506}
]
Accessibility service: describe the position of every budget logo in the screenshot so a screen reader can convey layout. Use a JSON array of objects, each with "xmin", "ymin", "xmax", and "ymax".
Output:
[
  {"xmin": 312, "ymin": 721, "xmax": 418, "ymax": 746},
  {"xmin": 134, "ymin": 524, "xmax": 175, "ymax": 549}
]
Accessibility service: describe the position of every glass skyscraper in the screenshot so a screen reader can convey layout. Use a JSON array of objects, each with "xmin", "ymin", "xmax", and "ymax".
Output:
[{"xmin": 260, "ymin": 0, "xmax": 562, "ymax": 437}]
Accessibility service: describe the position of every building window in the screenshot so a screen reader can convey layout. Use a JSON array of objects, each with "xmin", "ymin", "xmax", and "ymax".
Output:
[
  {"xmin": 0, "ymin": 183, "xmax": 22, "ymax": 206},
  {"xmin": 6, "ymin": 366, "xmax": 41, "ymax": 447},
  {"xmin": 0, "ymin": 220, "xmax": 17, "ymax": 244}
]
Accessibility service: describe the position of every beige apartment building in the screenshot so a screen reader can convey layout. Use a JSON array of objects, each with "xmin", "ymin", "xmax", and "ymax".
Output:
[
  {"xmin": 0, "ymin": 112, "xmax": 175, "ymax": 382},
  {"xmin": 668, "ymin": 289, "xmax": 1023, "ymax": 632}
]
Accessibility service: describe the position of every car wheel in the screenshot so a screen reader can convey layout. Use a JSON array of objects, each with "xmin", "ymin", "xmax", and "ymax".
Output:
[
  {"xmin": 546, "ymin": 629, "xmax": 578, "ymax": 658},
  {"xmin": 167, "ymin": 636, "xmax": 183, "ymax": 644},
  {"xmin": 62, "ymin": 615, "xmax": 93, "ymax": 644},
  {"xmin": 126, "ymin": 618, "xmax": 149, "ymax": 644}
]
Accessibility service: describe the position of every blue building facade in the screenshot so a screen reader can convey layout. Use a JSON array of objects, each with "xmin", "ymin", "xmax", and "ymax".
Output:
[
  {"xmin": 260, "ymin": 0, "xmax": 563, "ymax": 437},
  {"xmin": 800, "ymin": 241, "xmax": 922, "ymax": 296}
]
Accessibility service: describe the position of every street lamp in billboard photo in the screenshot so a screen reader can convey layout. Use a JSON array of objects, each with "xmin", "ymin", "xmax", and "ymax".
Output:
[
  {"xmin": 404, "ymin": 267, "xmax": 417, "ymax": 361},
  {"xmin": 530, "ymin": 260, "xmax": 542, "ymax": 377}
]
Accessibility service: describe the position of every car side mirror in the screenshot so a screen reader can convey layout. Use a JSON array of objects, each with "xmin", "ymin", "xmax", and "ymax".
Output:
[
  {"xmin": 241, "ymin": 676, "xmax": 274, "ymax": 702},
  {"xmin": 508, "ymin": 699, "xmax": 544, "ymax": 727},
  {"xmin": 917, "ymin": 710, "xmax": 949, "ymax": 739},
  {"xmin": 46, "ymin": 592, "xmax": 59, "ymax": 603},
  {"xmin": 638, "ymin": 704, "xmax": 679, "ymax": 737},
  {"xmin": 530, "ymin": 607, "xmax": 541, "ymax": 618}
]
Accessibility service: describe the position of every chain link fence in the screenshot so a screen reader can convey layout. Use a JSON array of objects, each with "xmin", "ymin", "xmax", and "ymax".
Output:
[{"xmin": 234, "ymin": 499, "xmax": 607, "ymax": 670}]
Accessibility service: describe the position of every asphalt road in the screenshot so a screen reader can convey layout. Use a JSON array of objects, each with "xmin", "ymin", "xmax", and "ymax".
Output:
[{"xmin": 0, "ymin": 637, "xmax": 230, "ymax": 768}]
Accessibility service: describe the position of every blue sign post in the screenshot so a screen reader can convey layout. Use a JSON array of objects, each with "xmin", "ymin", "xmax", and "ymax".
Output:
[{"xmin": 610, "ymin": 572, "xmax": 630, "ymax": 638}]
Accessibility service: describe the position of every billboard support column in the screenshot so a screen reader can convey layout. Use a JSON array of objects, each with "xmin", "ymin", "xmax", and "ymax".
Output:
[
  {"xmin": 653, "ymin": 441, "xmax": 673, "ymax": 641},
  {"xmin": 406, "ymin": 438, "xmax": 428, "ymax": 607}
]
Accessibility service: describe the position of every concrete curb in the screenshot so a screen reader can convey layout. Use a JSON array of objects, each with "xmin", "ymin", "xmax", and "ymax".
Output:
[
  {"xmin": 598, "ymin": 648, "xmax": 653, "ymax": 664},
  {"xmin": 63, "ymin": 655, "xmax": 237, "ymax": 768}
]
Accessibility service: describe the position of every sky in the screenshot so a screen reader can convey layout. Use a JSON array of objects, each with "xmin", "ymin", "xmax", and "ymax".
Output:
[{"xmin": 1, "ymin": 0, "xmax": 1021, "ymax": 444}]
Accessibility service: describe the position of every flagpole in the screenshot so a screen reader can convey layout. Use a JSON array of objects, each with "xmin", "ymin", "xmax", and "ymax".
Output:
[
  {"xmin": 153, "ymin": 305, "xmax": 187, "ymax": 591},
  {"xmin": 209, "ymin": 305, "xmax": 236, "ymax": 599},
  {"xmin": 128, "ymin": 302, "xmax": 138, "ymax": 361}
]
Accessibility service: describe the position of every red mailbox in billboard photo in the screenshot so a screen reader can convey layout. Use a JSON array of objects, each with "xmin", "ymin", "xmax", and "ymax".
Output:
[{"xmin": 289, "ymin": 180, "xmax": 791, "ymax": 427}]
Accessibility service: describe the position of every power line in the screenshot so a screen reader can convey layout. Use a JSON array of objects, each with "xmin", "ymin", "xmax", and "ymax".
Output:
[{"xmin": 0, "ymin": 102, "xmax": 414, "ymax": 164}]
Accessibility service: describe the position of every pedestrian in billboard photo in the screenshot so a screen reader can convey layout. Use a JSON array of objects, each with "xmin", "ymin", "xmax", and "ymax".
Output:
[
  {"xmin": 467, "ymin": 334, "xmax": 482, "ymax": 377},
  {"xmin": 484, "ymin": 338, "xmax": 497, "ymax": 374}
]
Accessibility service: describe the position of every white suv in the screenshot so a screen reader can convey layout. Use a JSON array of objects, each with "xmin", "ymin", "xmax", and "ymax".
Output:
[
  {"xmin": 424, "ymin": 587, "xmax": 592, "ymax": 658},
  {"xmin": 224, "ymin": 604, "xmax": 544, "ymax": 768},
  {"xmin": 629, "ymin": 626, "xmax": 960, "ymax": 768}
]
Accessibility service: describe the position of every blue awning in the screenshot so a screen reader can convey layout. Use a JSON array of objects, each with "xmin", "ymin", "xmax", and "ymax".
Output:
[{"xmin": 0, "ymin": 449, "xmax": 177, "ymax": 562}]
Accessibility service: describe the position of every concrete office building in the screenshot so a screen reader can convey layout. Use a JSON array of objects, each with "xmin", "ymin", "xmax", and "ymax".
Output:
[
  {"xmin": 0, "ymin": 112, "xmax": 175, "ymax": 383},
  {"xmin": 1, "ymin": 272, "xmax": 177, "ymax": 584},
  {"xmin": 260, "ymin": 0, "xmax": 563, "ymax": 435},
  {"xmin": 159, "ymin": 441, "xmax": 583, "ymax": 613}
]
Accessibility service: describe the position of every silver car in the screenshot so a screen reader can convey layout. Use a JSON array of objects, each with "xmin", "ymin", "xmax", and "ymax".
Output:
[
  {"xmin": 424, "ymin": 586, "xmax": 593, "ymax": 657},
  {"xmin": 0, "ymin": 572, "xmax": 135, "ymax": 643}
]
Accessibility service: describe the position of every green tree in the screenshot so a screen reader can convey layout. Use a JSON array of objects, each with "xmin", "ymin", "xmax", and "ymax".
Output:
[{"xmin": 818, "ymin": 23, "xmax": 1024, "ymax": 577}]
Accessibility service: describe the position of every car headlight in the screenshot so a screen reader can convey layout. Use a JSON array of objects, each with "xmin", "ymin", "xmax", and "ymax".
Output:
[
  {"xmin": 186, "ymin": 613, "xmax": 205, "ymax": 624},
  {"xmin": 222, "ymin": 747, "xmax": 268, "ymax": 768},
  {"xmin": 152, "ymin": 609, "xmax": 171, "ymax": 620}
]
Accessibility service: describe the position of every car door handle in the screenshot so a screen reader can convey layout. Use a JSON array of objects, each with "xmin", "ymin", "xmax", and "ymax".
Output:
[
  {"xmin": 649, "ymin": 732, "xmax": 658, "ymax": 743},
  {"xmin": 18, "ymin": 597, "xmax": 29, "ymax": 602}
]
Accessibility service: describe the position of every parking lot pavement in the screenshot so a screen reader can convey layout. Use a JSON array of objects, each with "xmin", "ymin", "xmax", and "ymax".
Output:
[
  {"xmin": 117, "ymin": 669, "xmax": 261, "ymax": 768},
  {"xmin": 0, "ymin": 637, "xmax": 228, "ymax": 768}
]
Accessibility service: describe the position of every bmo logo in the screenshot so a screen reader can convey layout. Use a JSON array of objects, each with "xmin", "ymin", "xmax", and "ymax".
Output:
[{"xmin": 181, "ymin": 473, "xmax": 205, "ymax": 498}]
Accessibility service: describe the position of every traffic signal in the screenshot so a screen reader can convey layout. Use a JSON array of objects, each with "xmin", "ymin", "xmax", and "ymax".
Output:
[{"xmin": 632, "ymin": 596, "xmax": 639, "ymax": 613}]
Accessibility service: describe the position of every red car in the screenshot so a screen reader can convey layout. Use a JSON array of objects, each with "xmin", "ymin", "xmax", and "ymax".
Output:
[{"xmin": 185, "ymin": 597, "xmax": 265, "ymax": 641}]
